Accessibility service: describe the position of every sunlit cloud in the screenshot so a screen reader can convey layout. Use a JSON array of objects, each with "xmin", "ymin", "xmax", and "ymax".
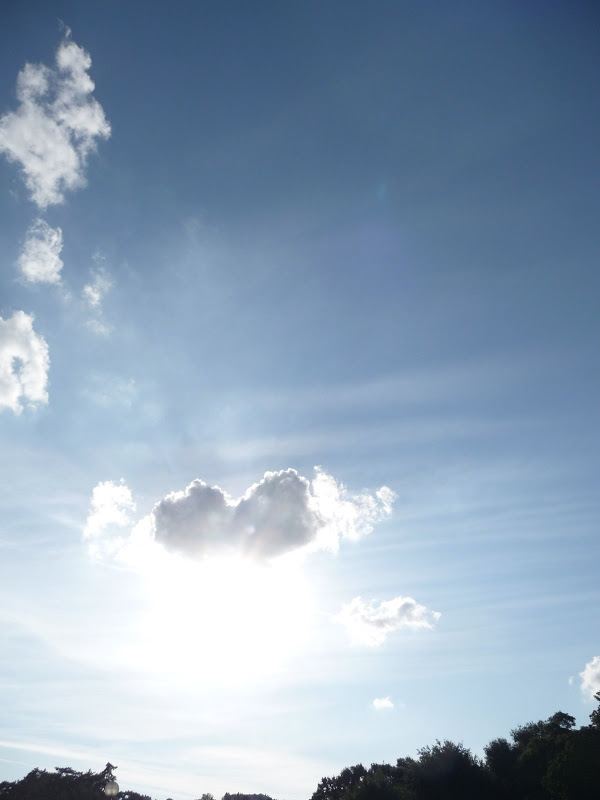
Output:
[
  {"xmin": 580, "ymin": 655, "xmax": 600, "ymax": 699},
  {"xmin": 83, "ymin": 479, "xmax": 136, "ymax": 560},
  {"xmin": 17, "ymin": 218, "xmax": 63, "ymax": 283},
  {"xmin": 80, "ymin": 469, "xmax": 396, "ymax": 680},
  {"xmin": 0, "ymin": 311, "xmax": 49, "ymax": 414},
  {"xmin": 335, "ymin": 595, "xmax": 440, "ymax": 646},
  {"xmin": 372, "ymin": 696, "xmax": 394, "ymax": 710},
  {"xmin": 0, "ymin": 29, "xmax": 110, "ymax": 208},
  {"xmin": 84, "ymin": 467, "xmax": 396, "ymax": 564},
  {"xmin": 136, "ymin": 551, "xmax": 315, "ymax": 684}
]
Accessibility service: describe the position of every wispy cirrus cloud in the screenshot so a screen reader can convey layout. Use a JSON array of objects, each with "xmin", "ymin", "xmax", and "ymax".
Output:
[
  {"xmin": 580, "ymin": 655, "xmax": 600, "ymax": 699},
  {"xmin": 17, "ymin": 218, "xmax": 63, "ymax": 283},
  {"xmin": 82, "ymin": 268, "xmax": 112, "ymax": 309},
  {"xmin": 0, "ymin": 29, "xmax": 110, "ymax": 208},
  {"xmin": 0, "ymin": 311, "xmax": 49, "ymax": 414},
  {"xmin": 82, "ymin": 258, "xmax": 113, "ymax": 335},
  {"xmin": 83, "ymin": 372, "xmax": 136, "ymax": 409},
  {"xmin": 84, "ymin": 468, "xmax": 396, "ymax": 564},
  {"xmin": 336, "ymin": 595, "xmax": 440, "ymax": 646}
]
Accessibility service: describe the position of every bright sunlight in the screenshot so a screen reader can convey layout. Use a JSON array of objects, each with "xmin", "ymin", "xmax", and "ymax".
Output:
[{"xmin": 131, "ymin": 547, "xmax": 314, "ymax": 686}]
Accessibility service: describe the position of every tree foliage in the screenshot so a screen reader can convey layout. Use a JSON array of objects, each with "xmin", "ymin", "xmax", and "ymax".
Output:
[
  {"xmin": 310, "ymin": 694, "xmax": 600, "ymax": 800},
  {"xmin": 0, "ymin": 763, "xmax": 134, "ymax": 800}
]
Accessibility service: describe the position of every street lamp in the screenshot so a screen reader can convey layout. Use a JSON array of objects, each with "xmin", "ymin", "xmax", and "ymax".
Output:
[{"xmin": 104, "ymin": 779, "xmax": 119, "ymax": 797}]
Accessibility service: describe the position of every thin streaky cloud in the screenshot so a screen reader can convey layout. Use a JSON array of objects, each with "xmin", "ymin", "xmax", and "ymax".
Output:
[
  {"xmin": 214, "ymin": 415, "xmax": 533, "ymax": 464},
  {"xmin": 218, "ymin": 351, "xmax": 564, "ymax": 418},
  {"xmin": 0, "ymin": 739, "xmax": 103, "ymax": 766},
  {"xmin": 83, "ymin": 373, "xmax": 136, "ymax": 409}
]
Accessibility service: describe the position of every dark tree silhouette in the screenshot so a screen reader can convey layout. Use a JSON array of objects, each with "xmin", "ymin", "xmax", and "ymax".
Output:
[
  {"xmin": 589, "ymin": 691, "xmax": 600, "ymax": 728},
  {"xmin": 311, "ymin": 764, "xmax": 369, "ymax": 800},
  {"xmin": 411, "ymin": 740, "xmax": 489, "ymax": 800}
]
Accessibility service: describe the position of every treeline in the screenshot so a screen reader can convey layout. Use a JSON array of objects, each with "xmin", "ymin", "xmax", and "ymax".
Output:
[
  {"xmin": 0, "ymin": 695, "xmax": 597, "ymax": 800},
  {"xmin": 0, "ymin": 771, "xmax": 277, "ymax": 800},
  {"xmin": 223, "ymin": 794, "xmax": 275, "ymax": 800},
  {"xmin": 311, "ymin": 694, "xmax": 600, "ymax": 800},
  {"xmin": 0, "ymin": 764, "xmax": 151, "ymax": 800}
]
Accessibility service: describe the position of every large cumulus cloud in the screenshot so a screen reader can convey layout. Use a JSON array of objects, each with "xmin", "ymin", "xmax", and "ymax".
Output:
[
  {"xmin": 0, "ymin": 29, "xmax": 110, "ymax": 208},
  {"xmin": 85, "ymin": 468, "xmax": 396, "ymax": 563}
]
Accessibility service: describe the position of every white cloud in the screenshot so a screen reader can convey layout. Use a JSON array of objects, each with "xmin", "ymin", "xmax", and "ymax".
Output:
[
  {"xmin": 82, "ymin": 254, "xmax": 113, "ymax": 335},
  {"xmin": 83, "ymin": 479, "xmax": 135, "ymax": 560},
  {"xmin": 0, "ymin": 30, "xmax": 110, "ymax": 208},
  {"xmin": 0, "ymin": 311, "xmax": 49, "ymax": 414},
  {"xmin": 82, "ymin": 266, "xmax": 112, "ymax": 308},
  {"xmin": 151, "ymin": 467, "xmax": 395, "ymax": 561},
  {"xmin": 17, "ymin": 218, "xmax": 63, "ymax": 283},
  {"xmin": 373, "ymin": 696, "xmax": 394, "ymax": 710},
  {"xmin": 84, "ymin": 468, "xmax": 396, "ymax": 564},
  {"xmin": 335, "ymin": 595, "xmax": 440, "ymax": 646},
  {"xmin": 580, "ymin": 656, "xmax": 600, "ymax": 699}
]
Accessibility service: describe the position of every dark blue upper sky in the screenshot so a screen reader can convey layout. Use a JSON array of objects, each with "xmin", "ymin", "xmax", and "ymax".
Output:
[{"xmin": 0, "ymin": 3, "xmax": 599, "ymax": 798}]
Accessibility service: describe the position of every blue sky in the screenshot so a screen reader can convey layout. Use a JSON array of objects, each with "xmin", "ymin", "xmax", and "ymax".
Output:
[{"xmin": 0, "ymin": 2, "xmax": 599, "ymax": 798}]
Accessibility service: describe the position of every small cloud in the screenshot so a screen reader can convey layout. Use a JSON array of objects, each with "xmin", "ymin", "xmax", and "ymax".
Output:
[
  {"xmin": 580, "ymin": 656, "xmax": 600, "ymax": 699},
  {"xmin": 568, "ymin": 675, "xmax": 574, "ymax": 686},
  {"xmin": 376, "ymin": 486, "xmax": 396, "ymax": 516},
  {"xmin": 83, "ymin": 468, "xmax": 396, "ymax": 564},
  {"xmin": 83, "ymin": 479, "xmax": 135, "ymax": 560},
  {"xmin": 82, "ymin": 265, "xmax": 111, "ymax": 308},
  {"xmin": 82, "ymin": 258, "xmax": 112, "ymax": 334},
  {"xmin": 0, "ymin": 310, "xmax": 49, "ymax": 413},
  {"xmin": 17, "ymin": 218, "xmax": 63, "ymax": 283},
  {"xmin": 335, "ymin": 595, "xmax": 440, "ymax": 646},
  {"xmin": 373, "ymin": 696, "xmax": 394, "ymax": 710},
  {"xmin": 0, "ymin": 30, "xmax": 110, "ymax": 208}
]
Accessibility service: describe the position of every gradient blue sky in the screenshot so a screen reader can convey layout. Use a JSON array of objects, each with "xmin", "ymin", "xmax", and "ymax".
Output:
[{"xmin": 0, "ymin": 2, "xmax": 599, "ymax": 799}]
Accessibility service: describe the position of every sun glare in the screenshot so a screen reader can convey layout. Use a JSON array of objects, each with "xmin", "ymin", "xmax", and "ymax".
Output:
[{"xmin": 132, "ymin": 549, "xmax": 314, "ymax": 686}]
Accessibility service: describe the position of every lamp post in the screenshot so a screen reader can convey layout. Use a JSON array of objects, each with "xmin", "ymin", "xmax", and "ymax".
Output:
[{"xmin": 104, "ymin": 778, "xmax": 119, "ymax": 797}]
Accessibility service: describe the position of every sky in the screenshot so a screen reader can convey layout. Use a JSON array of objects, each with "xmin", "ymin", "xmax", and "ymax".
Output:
[{"xmin": 0, "ymin": 1, "xmax": 599, "ymax": 798}]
